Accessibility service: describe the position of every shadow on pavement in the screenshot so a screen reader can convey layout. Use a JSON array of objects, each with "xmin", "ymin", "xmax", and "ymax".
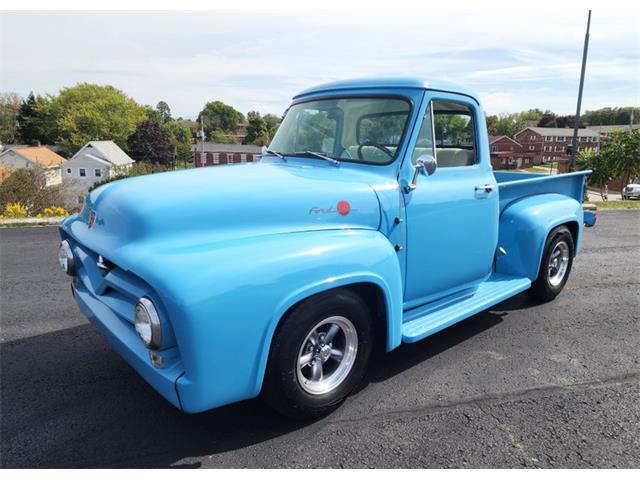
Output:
[{"xmin": 1, "ymin": 295, "xmax": 524, "ymax": 468}]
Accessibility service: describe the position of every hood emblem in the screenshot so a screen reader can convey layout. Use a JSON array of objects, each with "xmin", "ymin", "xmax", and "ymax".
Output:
[
  {"xmin": 337, "ymin": 200, "xmax": 351, "ymax": 216},
  {"xmin": 309, "ymin": 200, "xmax": 354, "ymax": 216}
]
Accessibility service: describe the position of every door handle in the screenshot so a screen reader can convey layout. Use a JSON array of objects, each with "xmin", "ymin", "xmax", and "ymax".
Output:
[{"xmin": 475, "ymin": 184, "xmax": 495, "ymax": 194}]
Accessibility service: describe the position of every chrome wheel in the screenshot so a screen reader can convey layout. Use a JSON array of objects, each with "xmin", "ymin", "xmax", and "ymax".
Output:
[
  {"xmin": 548, "ymin": 240, "xmax": 570, "ymax": 287},
  {"xmin": 296, "ymin": 316, "xmax": 358, "ymax": 395}
]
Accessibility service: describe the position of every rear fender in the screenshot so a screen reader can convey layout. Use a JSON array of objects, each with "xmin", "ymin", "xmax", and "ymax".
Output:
[{"xmin": 496, "ymin": 194, "xmax": 583, "ymax": 281}]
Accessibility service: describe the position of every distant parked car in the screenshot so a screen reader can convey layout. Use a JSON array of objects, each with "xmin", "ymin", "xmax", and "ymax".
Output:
[{"xmin": 622, "ymin": 179, "xmax": 640, "ymax": 200}]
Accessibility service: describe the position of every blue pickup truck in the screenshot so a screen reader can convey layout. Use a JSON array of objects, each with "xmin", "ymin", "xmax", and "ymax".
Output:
[{"xmin": 59, "ymin": 78, "xmax": 593, "ymax": 419}]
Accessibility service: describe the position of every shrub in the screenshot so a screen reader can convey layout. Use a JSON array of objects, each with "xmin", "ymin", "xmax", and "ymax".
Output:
[
  {"xmin": 3, "ymin": 202, "xmax": 27, "ymax": 218},
  {"xmin": 0, "ymin": 168, "xmax": 71, "ymax": 215},
  {"xmin": 42, "ymin": 206, "xmax": 69, "ymax": 217}
]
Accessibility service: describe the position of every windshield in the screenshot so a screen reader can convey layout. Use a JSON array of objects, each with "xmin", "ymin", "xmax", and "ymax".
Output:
[{"xmin": 268, "ymin": 97, "xmax": 411, "ymax": 164}]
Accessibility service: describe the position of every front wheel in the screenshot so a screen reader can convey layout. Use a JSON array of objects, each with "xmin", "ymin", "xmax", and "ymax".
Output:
[
  {"xmin": 262, "ymin": 289, "xmax": 373, "ymax": 420},
  {"xmin": 527, "ymin": 225, "xmax": 574, "ymax": 302}
]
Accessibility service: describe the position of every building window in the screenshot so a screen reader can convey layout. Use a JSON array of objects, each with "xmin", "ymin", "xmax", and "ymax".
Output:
[
  {"xmin": 557, "ymin": 136, "xmax": 565, "ymax": 141},
  {"xmin": 227, "ymin": 153, "xmax": 234, "ymax": 163},
  {"xmin": 554, "ymin": 146, "xmax": 564, "ymax": 152},
  {"xmin": 66, "ymin": 168, "xmax": 71, "ymax": 174},
  {"xmin": 545, "ymin": 136, "xmax": 553, "ymax": 141},
  {"xmin": 213, "ymin": 153, "xmax": 220, "ymax": 164},
  {"xmin": 580, "ymin": 136, "xmax": 586, "ymax": 142},
  {"xmin": 529, "ymin": 145, "xmax": 535, "ymax": 151},
  {"xmin": 94, "ymin": 169, "xmax": 102, "ymax": 177},
  {"xmin": 501, "ymin": 159, "xmax": 506, "ymax": 165},
  {"xmin": 79, "ymin": 168, "xmax": 86, "ymax": 177},
  {"xmin": 491, "ymin": 145, "xmax": 498, "ymax": 152},
  {"xmin": 530, "ymin": 135, "xmax": 535, "ymax": 140},
  {"xmin": 240, "ymin": 153, "xmax": 247, "ymax": 163},
  {"xmin": 543, "ymin": 146, "xmax": 552, "ymax": 152},
  {"xmin": 543, "ymin": 155, "xmax": 550, "ymax": 161}
]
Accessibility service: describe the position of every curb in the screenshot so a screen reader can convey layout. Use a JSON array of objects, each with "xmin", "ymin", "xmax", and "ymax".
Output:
[{"xmin": 0, "ymin": 217, "xmax": 65, "ymax": 227}]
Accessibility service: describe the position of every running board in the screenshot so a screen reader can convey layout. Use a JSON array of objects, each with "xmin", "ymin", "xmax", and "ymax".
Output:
[{"xmin": 401, "ymin": 273, "xmax": 531, "ymax": 343}]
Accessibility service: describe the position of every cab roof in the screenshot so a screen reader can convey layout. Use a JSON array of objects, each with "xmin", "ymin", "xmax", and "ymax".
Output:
[{"xmin": 293, "ymin": 77, "xmax": 480, "ymax": 103}]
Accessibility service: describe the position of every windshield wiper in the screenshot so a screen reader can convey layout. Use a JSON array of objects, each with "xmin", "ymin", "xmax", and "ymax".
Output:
[
  {"xmin": 262, "ymin": 148, "xmax": 284, "ymax": 159},
  {"xmin": 296, "ymin": 151, "xmax": 339, "ymax": 166}
]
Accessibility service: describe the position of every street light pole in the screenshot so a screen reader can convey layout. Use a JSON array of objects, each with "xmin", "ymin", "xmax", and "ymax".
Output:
[
  {"xmin": 199, "ymin": 116, "xmax": 206, "ymax": 168},
  {"xmin": 569, "ymin": 10, "xmax": 592, "ymax": 172}
]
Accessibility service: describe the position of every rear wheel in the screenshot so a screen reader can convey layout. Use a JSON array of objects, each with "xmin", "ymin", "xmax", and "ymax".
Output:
[
  {"xmin": 262, "ymin": 289, "xmax": 373, "ymax": 420},
  {"xmin": 528, "ymin": 225, "xmax": 574, "ymax": 302}
]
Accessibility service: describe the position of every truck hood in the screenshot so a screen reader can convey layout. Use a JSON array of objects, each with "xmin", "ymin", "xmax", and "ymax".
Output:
[{"xmin": 63, "ymin": 162, "xmax": 382, "ymax": 268}]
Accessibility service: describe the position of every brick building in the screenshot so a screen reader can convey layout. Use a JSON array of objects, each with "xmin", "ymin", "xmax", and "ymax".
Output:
[
  {"xmin": 193, "ymin": 142, "xmax": 262, "ymax": 167},
  {"xmin": 488, "ymin": 135, "xmax": 535, "ymax": 170},
  {"xmin": 513, "ymin": 127, "xmax": 600, "ymax": 166}
]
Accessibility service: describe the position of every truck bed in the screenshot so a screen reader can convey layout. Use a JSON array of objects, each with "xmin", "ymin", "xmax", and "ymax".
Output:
[{"xmin": 494, "ymin": 170, "xmax": 591, "ymax": 214}]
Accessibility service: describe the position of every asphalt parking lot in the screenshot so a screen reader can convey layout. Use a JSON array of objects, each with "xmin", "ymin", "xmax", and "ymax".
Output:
[{"xmin": 1, "ymin": 211, "xmax": 639, "ymax": 468}]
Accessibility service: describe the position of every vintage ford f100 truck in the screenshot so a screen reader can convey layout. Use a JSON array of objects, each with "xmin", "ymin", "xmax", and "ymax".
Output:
[{"xmin": 59, "ymin": 78, "xmax": 594, "ymax": 419}]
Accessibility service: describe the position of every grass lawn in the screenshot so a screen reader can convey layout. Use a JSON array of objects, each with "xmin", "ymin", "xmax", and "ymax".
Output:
[{"xmin": 592, "ymin": 200, "xmax": 640, "ymax": 209}]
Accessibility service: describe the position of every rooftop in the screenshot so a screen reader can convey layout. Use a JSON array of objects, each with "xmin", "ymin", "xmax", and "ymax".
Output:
[
  {"xmin": 74, "ymin": 141, "xmax": 134, "ymax": 166},
  {"xmin": 293, "ymin": 77, "xmax": 480, "ymax": 103},
  {"xmin": 521, "ymin": 126, "xmax": 600, "ymax": 137},
  {"xmin": 4, "ymin": 146, "xmax": 67, "ymax": 167},
  {"xmin": 588, "ymin": 124, "xmax": 640, "ymax": 134}
]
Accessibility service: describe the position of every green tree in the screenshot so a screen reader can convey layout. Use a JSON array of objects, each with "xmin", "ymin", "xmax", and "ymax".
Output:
[
  {"xmin": 198, "ymin": 101, "xmax": 245, "ymax": 140},
  {"xmin": 576, "ymin": 149, "xmax": 614, "ymax": 200},
  {"xmin": 16, "ymin": 93, "xmax": 58, "ymax": 145},
  {"xmin": 606, "ymin": 130, "xmax": 640, "ymax": 195},
  {"xmin": 156, "ymin": 101, "xmax": 172, "ymax": 123},
  {"xmin": 127, "ymin": 120, "xmax": 175, "ymax": 166},
  {"xmin": 162, "ymin": 120, "xmax": 193, "ymax": 167},
  {"xmin": 50, "ymin": 84, "xmax": 148, "ymax": 152},
  {"xmin": 244, "ymin": 111, "xmax": 270, "ymax": 145},
  {"xmin": 0, "ymin": 92, "xmax": 21, "ymax": 144}
]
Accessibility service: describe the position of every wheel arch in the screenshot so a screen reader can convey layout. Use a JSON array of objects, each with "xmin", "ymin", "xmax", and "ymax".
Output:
[
  {"xmin": 254, "ymin": 275, "xmax": 401, "ymax": 396},
  {"xmin": 496, "ymin": 194, "xmax": 583, "ymax": 281}
]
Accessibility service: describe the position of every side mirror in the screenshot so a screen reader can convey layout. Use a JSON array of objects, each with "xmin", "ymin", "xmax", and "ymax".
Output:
[{"xmin": 405, "ymin": 154, "xmax": 437, "ymax": 193}]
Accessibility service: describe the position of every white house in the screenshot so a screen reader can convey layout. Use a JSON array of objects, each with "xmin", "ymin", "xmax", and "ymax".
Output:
[
  {"xmin": 0, "ymin": 146, "xmax": 67, "ymax": 186},
  {"xmin": 63, "ymin": 141, "xmax": 134, "ymax": 198}
]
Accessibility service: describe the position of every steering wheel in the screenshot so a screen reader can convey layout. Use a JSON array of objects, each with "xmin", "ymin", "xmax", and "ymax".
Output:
[{"xmin": 357, "ymin": 142, "xmax": 393, "ymax": 160}]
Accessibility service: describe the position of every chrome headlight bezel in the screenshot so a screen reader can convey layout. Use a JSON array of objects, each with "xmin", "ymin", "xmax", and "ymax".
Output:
[
  {"xmin": 58, "ymin": 240, "xmax": 74, "ymax": 276},
  {"xmin": 134, "ymin": 297, "xmax": 162, "ymax": 350}
]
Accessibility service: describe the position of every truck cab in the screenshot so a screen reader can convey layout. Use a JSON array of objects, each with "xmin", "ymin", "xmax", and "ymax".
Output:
[{"xmin": 59, "ymin": 78, "xmax": 592, "ymax": 419}]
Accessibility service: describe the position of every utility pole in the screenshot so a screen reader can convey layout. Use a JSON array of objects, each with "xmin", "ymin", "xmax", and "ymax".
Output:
[
  {"xmin": 199, "ymin": 116, "xmax": 206, "ymax": 168},
  {"xmin": 568, "ymin": 10, "xmax": 591, "ymax": 172}
]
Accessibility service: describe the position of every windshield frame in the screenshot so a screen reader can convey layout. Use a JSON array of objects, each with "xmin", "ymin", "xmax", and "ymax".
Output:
[{"xmin": 275, "ymin": 94, "xmax": 414, "ymax": 166}]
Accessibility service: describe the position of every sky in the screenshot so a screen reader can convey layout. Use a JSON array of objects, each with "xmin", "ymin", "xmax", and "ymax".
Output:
[{"xmin": 1, "ymin": 7, "xmax": 639, "ymax": 120}]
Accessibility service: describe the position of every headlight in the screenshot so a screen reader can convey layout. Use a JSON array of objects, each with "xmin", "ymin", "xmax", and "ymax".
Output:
[
  {"xmin": 58, "ymin": 240, "xmax": 74, "ymax": 275},
  {"xmin": 135, "ymin": 297, "xmax": 162, "ymax": 349}
]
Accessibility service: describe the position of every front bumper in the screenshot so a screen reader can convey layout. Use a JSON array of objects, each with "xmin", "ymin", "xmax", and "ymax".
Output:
[
  {"xmin": 72, "ymin": 281, "xmax": 185, "ymax": 409},
  {"xmin": 624, "ymin": 191, "xmax": 640, "ymax": 199}
]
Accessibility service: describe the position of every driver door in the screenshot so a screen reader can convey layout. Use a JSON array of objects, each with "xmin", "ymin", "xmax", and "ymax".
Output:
[{"xmin": 402, "ymin": 94, "xmax": 499, "ymax": 309}]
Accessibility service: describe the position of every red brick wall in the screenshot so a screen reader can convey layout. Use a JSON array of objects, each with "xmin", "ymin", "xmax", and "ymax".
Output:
[{"xmin": 194, "ymin": 152, "xmax": 259, "ymax": 167}]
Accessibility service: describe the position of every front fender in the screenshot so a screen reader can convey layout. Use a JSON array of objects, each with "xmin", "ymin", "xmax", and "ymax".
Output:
[
  {"xmin": 496, "ymin": 193, "xmax": 583, "ymax": 281},
  {"xmin": 137, "ymin": 229, "xmax": 402, "ymax": 413}
]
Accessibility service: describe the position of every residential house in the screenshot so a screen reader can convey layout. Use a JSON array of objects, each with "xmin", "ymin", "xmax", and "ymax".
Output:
[
  {"xmin": 0, "ymin": 145, "xmax": 67, "ymax": 186},
  {"xmin": 193, "ymin": 142, "xmax": 262, "ymax": 167},
  {"xmin": 513, "ymin": 127, "xmax": 600, "ymax": 166},
  {"xmin": 63, "ymin": 141, "xmax": 134, "ymax": 201},
  {"xmin": 488, "ymin": 135, "xmax": 535, "ymax": 170},
  {"xmin": 589, "ymin": 124, "xmax": 640, "ymax": 142}
]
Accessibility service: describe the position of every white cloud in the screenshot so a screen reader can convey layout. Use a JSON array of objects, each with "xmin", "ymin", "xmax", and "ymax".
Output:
[{"xmin": 1, "ymin": 9, "xmax": 638, "ymax": 117}]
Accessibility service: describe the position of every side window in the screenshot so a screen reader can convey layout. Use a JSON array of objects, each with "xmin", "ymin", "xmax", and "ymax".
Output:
[
  {"xmin": 411, "ymin": 102, "xmax": 435, "ymax": 165},
  {"xmin": 433, "ymin": 101, "xmax": 476, "ymax": 167}
]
